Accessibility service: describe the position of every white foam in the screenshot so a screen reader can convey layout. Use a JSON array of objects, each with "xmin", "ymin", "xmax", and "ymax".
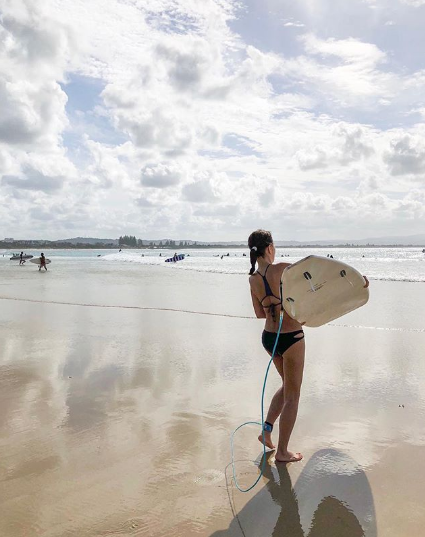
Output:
[{"xmin": 95, "ymin": 248, "xmax": 425, "ymax": 282}]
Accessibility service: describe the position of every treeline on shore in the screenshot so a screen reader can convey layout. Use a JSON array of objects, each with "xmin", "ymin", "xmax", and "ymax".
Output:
[{"xmin": 1, "ymin": 240, "xmax": 247, "ymax": 249}]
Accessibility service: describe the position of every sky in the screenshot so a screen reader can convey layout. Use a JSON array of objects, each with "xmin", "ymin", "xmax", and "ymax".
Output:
[{"xmin": 1, "ymin": 0, "xmax": 425, "ymax": 241}]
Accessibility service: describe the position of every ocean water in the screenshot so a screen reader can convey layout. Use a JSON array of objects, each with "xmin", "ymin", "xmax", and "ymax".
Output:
[{"xmin": 2, "ymin": 247, "xmax": 425, "ymax": 282}]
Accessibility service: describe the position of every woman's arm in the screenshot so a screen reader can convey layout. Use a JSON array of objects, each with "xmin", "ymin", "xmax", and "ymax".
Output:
[{"xmin": 251, "ymin": 290, "xmax": 266, "ymax": 318}]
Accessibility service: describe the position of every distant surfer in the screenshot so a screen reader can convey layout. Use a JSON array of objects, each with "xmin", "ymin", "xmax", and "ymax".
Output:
[
  {"xmin": 248, "ymin": 229, "xmax": 369, "ymax": 463},
  {"xmin": 39, "ymin": 253, "xmax": 47, "ymax": 271},
  {"xmin": 173, "ymin": 252, "xmax": 178, "ymax": 262},
  {"xmin": 19, "ymin": 251, "xmax": 25, "ymax": 265}
]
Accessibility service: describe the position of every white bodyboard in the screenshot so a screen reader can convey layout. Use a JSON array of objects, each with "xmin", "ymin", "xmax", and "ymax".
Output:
[{"xmin": 281, "ymin": 255, "xmax": 369, "ymax": 327}]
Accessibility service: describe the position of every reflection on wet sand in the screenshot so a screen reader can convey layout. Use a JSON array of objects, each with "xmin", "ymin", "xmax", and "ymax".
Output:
[{"xmin": 215, "ymin": 449, "xmax": 375, "ymax": 537}]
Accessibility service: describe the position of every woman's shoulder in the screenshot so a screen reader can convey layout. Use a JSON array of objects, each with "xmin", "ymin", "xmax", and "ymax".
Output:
[{"xmin": 271, "ymin": 261, "xmax": 291, "ymax": 272}]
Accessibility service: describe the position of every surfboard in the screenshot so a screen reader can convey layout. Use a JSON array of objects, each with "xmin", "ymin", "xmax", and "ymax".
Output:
[
  {"xmin": 30, "ymin": 258, "xmax": 51, "ymax": 265},
  {"xmin": 281, "ymin": 255, "xmax": 369, "ymax": 327},
  {"xmin": 10, "ymin": 254, "xmax": 33, "ymax": 260},
  {"xmin": 165, "ymin": 254, "xmax": 185, "ymax": 263}
]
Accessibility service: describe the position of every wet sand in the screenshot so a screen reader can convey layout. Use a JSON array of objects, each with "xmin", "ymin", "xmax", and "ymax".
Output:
[{"xmin": 1, "ymin": 265, "xmax": 425, "ymax": 536}]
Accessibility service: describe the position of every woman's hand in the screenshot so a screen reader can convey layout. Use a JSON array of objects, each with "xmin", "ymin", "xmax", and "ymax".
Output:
[{"xmin": 363, "ymin": 275, "xmax": 369, "ymax": 288}]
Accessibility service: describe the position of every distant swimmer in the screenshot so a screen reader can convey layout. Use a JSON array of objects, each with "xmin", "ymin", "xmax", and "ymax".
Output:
[
  {"xmin": 19, "ymin": 251, "xmax": 25, "ymax": 265},
  {"xmin": 248, "ymin": 229, "xmax": 368, "ymax": 463},
  {"xmin": 119, "ymin": 248, "xmax": 122, "ymax": 252},
  {"xmin": 39, "ymin": 253, "xmax": 47, "ymax": 272}
]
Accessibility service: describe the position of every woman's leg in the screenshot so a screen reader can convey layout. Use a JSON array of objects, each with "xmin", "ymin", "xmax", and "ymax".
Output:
[
  {"xmin": 258, "ymin": 355, "xmax": 284, "ymax": 449},
  {"xmin": 275, "ymin": 338, "xmax": 305, "ymax": 463}
]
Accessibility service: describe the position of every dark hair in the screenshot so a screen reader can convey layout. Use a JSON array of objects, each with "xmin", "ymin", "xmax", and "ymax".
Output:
[{"xmin": 247, "ymin": 229, "xmax": 273, "ymax": 275}]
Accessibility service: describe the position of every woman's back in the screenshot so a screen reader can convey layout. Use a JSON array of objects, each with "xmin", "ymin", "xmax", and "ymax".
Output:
[{"xmin": 250, "ymin": 263, "xmax": 302, "ymax": 333}]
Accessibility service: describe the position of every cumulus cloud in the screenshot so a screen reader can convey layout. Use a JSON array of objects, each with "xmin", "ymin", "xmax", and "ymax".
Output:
[
  {"xmin": 384, "ymin": 134, "xmax": 425, "ymax": 175},
  {"xmin": 296, "ymin": 147, "xmax": 330, "ymax": 170},
  {"xmin": 182, "ymin": 180, "xmax": 217, "ymax": 203},
  {"xmin": 141, "ymin": 163, "xmax": 183, "ymax": 188},
  {"xmin": 259, "ymin": 186, "xmax": 275, "ymax": 207},
  {"xmin": 295, "ymin": 122, "xmax": 374, "ymax": 170},
  {"xmin": 2, "ymin": 169, "xmax": 64, "ymax": 192},
  {"xmin": 0, "ymin": 1, "xmax": 76, "ymax": 148}
]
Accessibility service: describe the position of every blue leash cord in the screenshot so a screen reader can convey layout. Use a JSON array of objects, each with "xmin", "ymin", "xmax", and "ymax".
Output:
[{"xmin": 230, "ymin": 310, "xmax": 284, "ymax": 492}]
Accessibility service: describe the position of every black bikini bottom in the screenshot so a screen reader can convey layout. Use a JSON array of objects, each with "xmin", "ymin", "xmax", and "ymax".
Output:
[{"xmin": 262, "ymin": 330, "xmax": 304, "ymax": 356}]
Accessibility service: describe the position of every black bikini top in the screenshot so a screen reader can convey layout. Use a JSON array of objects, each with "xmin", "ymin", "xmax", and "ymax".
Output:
[{"xmin": 257, "ymin": 265, "xmax": 282, "ymax": 319}]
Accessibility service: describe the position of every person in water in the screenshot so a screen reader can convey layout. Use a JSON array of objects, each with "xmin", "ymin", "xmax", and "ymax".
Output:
[
  {"xmin": 39, "ymin": 253, "xmax": 47, "ymax": 271},
  {"xmin": 248, "ymin": 229, "xmax": 368, "ymax": 463},
  {"xmin": 19, "ymin": 251, "xmax": 25, "ymax": 265}
]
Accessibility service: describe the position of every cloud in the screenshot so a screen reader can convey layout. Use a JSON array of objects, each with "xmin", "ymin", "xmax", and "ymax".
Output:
[
  {"xmin": 399, "ymin": 0, "xmax": 425, "ymax": 6},
  {"xmin": 296, "ymin": 147, "xmax": 330, "ymax": 170},
  {"xmin": 295, "ymin": 122, "xmax": 375, "ymax": 170},
  {"xmin": 335, "ymin": 123, "xmax": 375, "ymax": 163},
  {"xmin": 141, "ymin": 163, "xmax": 183, "ymax": 188},
  {"xmin": 135, "ymin": 197, "xmax": 155, "ymax": 208},
  {"xmin": 302, "ymin": 34, "xmax": 386, "ymax": 65},
  {"xmin": 156, "ymin": 41, "xmax": 208, "ymax": 92},
  {"xmin": 0, "ymin": 2, "xmax": 75, "ymax": 147},
  {"xmin": 2, "ymin": 169, "xmax": 65, "ymax": 192},
  {"xmin": 282, "ymin": 21, "xmax": 305, "ymax": 28},
  {"xmin": 0, "ymin": 79, "xmax": 68, "ymax": 146},
  {"xmin": 384, "ymin": 134, "xmax": 425, "ymax": 175},
  {"xmin": 259, "ymin": 186, "xmax": 275, "ymax": 207},
  {"xmin": 182, "ymin": 177, "xmax": 217, "ymax": 203}
]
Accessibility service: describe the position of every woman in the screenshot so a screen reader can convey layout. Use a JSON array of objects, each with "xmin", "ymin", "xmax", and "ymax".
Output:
[
  {"xmin": 39, "ymin": 253, "xmax": 47, "ymax": 271},
  {"xmin": 248, "ymin": 229, "xmax": 368, "ymax": 463}
]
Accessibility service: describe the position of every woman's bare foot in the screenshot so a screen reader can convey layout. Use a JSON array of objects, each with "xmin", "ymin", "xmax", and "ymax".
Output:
[
  {"xmin": 275, "ymin": 451, "xmax": 303, "ymax": 463},
  {"xmin": 258, "ymin": 432, "xmax": 275, "ymax": 450}
]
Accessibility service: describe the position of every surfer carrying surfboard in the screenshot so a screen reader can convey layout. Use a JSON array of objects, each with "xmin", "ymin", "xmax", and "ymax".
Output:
[
  {"xmin": 39, "ymin": 253, "xmax": 47, "ymax": 272},
  {"xmin": 248, "ymin": 229, "xmax": 369, "ymax": 463}
]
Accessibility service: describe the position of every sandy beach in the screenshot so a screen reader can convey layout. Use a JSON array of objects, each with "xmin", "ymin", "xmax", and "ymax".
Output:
[{"xmin": 1, "ymin": 260, "xmax": 425, "ymax": 536}]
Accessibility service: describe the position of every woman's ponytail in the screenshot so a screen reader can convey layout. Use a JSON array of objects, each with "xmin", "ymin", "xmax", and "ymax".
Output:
[{"xmin": 249, "ymin": 247, "xmax": 258, "ymax": 275}]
